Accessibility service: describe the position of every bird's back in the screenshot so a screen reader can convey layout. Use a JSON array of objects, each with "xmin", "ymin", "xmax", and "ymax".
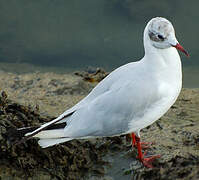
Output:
[{"xmin": 62, "ymin": 60, "xmax": 165, "ymax": 137}]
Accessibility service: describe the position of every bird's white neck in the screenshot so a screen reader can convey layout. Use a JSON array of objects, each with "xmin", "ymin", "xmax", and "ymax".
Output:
[
  {"xmin": 142, "ymin": 28, "xmax": 182, "ymax": 91},
  {"xmin": 143, "ymin": 42, "xmax": 182, "ymax": 70}
]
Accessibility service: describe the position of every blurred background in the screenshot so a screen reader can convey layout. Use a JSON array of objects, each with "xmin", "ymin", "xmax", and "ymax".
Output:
[{"xmin": 0, "ymin": 0, "xmax": 198, "ymax": 87}]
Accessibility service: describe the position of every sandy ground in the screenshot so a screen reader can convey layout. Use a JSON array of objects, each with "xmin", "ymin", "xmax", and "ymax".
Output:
[{"xmin": 0, "ymin": 70, "xmax": 199, "ymax": 180}]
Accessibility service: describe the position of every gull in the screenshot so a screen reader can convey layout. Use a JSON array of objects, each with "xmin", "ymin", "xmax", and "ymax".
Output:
[{"xmin": 15, "ymin": 17, "xmax": 189, "ymax": 168}]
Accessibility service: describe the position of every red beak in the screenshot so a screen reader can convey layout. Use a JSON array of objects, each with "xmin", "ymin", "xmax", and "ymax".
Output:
[{"xmin": 172, "ymin": 43, "xmax": 189, "ymax": 57}]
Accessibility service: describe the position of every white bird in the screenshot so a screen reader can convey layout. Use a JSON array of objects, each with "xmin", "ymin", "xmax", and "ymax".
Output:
[{"xmin": 15, "ymin": 17, "xmax": 189, "ymax": 168}]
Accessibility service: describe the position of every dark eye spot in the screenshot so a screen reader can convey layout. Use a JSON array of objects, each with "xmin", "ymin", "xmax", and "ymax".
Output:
[{"xmin": 158, "ymin": 35, "xmax": 164, "ymax": 40}]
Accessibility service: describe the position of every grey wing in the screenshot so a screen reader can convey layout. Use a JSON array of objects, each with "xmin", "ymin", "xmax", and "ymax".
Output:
[
  {"xmin": 63, "ymin": 77, "xmax": 160, "ymax": 138},
  {"xmin": 59, "ymin": 62, "xmax": 140, "ymax": 117},
  {"xmin": 24, "ymin": 63, "xmax": 139, "ymax": 137}
]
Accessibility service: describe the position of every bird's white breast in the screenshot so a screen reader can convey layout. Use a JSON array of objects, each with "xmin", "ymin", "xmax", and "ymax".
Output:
[
  {"xmin": 127, "ymin": 47, "xmax": 182, "ymax": 134},
  {"xmin": 127, "ymin": 82, "xmax": 181, "ymax": 133}
]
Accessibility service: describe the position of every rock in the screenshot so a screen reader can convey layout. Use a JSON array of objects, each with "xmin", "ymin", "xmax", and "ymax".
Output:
[
  {"xmin": 0, "ymin": 92, "xmax": 107, "ymax": 179},
  {"xmin": 74, "ymin": 67, "xmax": 109, "ymax": 83},
  {"xmin": 0, "ymin": 71, "xmax": 199, "ymax": 179}
]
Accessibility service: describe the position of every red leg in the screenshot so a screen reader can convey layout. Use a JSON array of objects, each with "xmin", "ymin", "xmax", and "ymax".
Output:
[
  {"xmin": 131, "ymin": 133, "xmax": 153, "ymax": 149},
  {"xmin": 136, "ymin": 136, "xmax": 160, "ymax": 168},
  {"xmin": 131, "ymin": 133, "xmax": 136, "ymax": 147}
]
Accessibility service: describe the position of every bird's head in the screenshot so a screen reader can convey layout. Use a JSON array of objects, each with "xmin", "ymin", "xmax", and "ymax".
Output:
[{"xmin": 145, "ymin": 17, "xmax": 189, "ymax": 57}]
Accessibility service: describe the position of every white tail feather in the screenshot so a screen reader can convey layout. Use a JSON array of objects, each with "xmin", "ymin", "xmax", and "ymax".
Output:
[
  {"xmin": 33, "ymin": 129, "xmax": 65, "ymax": 139},
  {"xmin": 38, "ymin": 138, "xmax": 73, "ymax": 148}
]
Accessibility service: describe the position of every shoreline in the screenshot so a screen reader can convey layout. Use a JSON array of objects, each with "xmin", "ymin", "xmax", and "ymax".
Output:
[{"xmin": 0, "ymin": 62, "xmax": 199, "ymax": 88}]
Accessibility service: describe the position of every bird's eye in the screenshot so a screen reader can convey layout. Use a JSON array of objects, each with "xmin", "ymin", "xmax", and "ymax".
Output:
[{"xmin": 158, "ymin": 35, "xmax": 164, "ymax": 40}]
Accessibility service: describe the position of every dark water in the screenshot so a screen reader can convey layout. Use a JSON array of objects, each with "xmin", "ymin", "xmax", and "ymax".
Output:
[{"xmin": 0, "ymin": 0, "xmax": 198, "ymax": 87}]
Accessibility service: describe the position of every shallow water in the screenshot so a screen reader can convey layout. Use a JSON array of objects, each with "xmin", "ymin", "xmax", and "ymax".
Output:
[
  {"xmin": 0, "ymin": 1, "xmax": 198, "ymax": 71},
  {"xmin": 103, "ymin": 151, "xmax": 134, "ymax": 180},
  {"xmin": 182, "ymin": 66, "xmax": 199, "ymax": 88}
]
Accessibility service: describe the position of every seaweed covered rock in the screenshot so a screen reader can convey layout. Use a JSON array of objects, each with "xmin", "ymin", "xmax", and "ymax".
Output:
[
  {"xmin": 0, "ymin": 91, "xmax": 106, "ymax": 180},
  {"xmin": 131, "ymin": 156, "xmax": 199, "ymax": 180},
  {"xmin": 74, "ymin": 67, "xmax": 109, "ymax": 83},
  {"xmin": 0, "ymin": 71, "xmax": 199, "ymax": 180}
]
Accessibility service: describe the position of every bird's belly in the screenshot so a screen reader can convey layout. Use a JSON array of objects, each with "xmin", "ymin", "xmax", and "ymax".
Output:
[{"xmin": 127, "ymin": 83, "xmax": 181, "ymax": 134}]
